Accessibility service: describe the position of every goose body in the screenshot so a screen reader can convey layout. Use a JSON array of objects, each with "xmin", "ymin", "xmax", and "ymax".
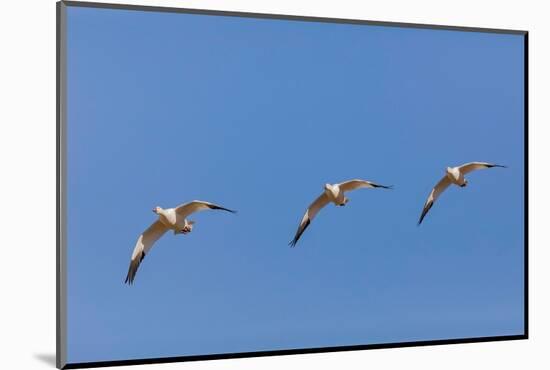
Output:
[
  {"xmin": 445, "ymin": 166, "xmax": 466, "ymax": 186},
  {"xmin": 324, "ymin": 183, "xmax": 347, "ymax": 206},
  {"xmin": 155, "ymin": 207, "xmax": 194, "ymax": 235}
]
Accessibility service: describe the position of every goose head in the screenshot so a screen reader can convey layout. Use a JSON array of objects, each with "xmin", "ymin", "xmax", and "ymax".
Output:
[{"xmin": 152, "ymin": 206, "xmax": 162, "ymax": 214}]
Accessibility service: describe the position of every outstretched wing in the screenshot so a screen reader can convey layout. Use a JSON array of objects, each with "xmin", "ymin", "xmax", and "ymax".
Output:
[
  {"xmin": 175, "ymin": 200, "xmax": 236, "ymax": 218},
  {"xmin": 458, "ymin": 162, "xmax": 506, "ymax": 175},
  {"xmin": 418, "ymin": 176, "xmax": 452, "ymax": 225},
  {"xmin": 338, "ymin": 179, "xmax": 392, "ymax": 192},
  {"xmin": 289, "ymin": 193, "xmax": 330, "ymax": 247},
  {"xmin": 125, "ymin": 220, "xmax": 168, "ymax": 285}
]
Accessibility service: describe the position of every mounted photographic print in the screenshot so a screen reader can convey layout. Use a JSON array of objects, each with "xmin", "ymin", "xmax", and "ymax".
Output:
[{"xmin": 57, "ymin": 1, "xmax": 528, "ymax": 368}]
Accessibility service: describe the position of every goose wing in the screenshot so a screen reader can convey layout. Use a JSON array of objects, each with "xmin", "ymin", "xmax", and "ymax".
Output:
[
  {"xmin": 125, "ymin": 220, "xmax": 168, "ymax": 285},
  {"xmin": 175, "ymin": 200, "xmax": 236, "ymax": 218},
  {"xmin": 418, "ymin": 176, "xmax": 452, "ymax": 225},
  {"xmin": 458, "ymin": 162, "xmax": 506, "ymax": 175},
  {"xmin": 289, "ymin": 193, "xmax": 330, "ymax": 247},
  {"xmin": 338, "ymin": 179, "xmax": 392, "ymax": 192}
]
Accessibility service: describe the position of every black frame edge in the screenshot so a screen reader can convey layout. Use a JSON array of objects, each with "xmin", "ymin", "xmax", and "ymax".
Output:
[
  {"xmin": 57, "ymin": 1, "xmax": 68, "ymax": 369},
  {"xmin": 61, "ymin": 0, "xmax": 527, "ymax": 35},
  {"xmin": 63, "ymin": 335, "xmax": 527, "ymax": 369},
  {"xmin": 523, "ymin": 32, "xmax": 529, "ymax": 339}
]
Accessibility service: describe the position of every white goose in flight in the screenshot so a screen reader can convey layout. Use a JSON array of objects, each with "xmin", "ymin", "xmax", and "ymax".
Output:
[
  {"xmin": 418, "ymin": 162, "xmax": 506, "ymax": 225},
  {"xmin": 289, "ymin": 179, "xmax": 392, "ymax": 247},
  {"xmin": 125, "ymin": 200, "xmax": 236, "ymax": 285}
]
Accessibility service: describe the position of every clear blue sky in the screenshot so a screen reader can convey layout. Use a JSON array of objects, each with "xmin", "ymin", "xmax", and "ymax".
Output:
[{"xmin": 66, "ymin": 5, "xmax": 525, "ymax": 364}]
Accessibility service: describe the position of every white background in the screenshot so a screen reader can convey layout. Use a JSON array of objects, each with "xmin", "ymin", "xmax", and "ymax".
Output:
[{"xmin": 0, "ymin": 0, "xmax": 547, "ymax": 369}]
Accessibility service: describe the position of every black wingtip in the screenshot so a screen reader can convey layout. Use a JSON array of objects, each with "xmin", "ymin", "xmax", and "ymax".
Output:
[
  {"xmin": 417, "ymin": 201, "xmax": 433, "ymax": 226},
  {"xmin": 487, "ymin": 164, "xmax": 507, "ymax": 169},
  {"xmin": 124, "ymin": 251, "xmax": 145, "ymax": 286},
  {"xmin": 373, "ymin": 183, "xmax": 393, "ymax": 189},
  {"xmin": 124, "ymin": 269, "xmax": 133, "ymax": 285},
  {"xmin": 289, "ymin": 218, "xmax": 310, "ymax": 248},
  {"xmin": 209, "ymin": 204, "xmax": 237, "ymax": 213}
]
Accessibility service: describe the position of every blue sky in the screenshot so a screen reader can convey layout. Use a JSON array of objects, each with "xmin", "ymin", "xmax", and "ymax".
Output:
[{"xmin": 66, "ymin": 5, "xmax": 525, "ymax": 364}]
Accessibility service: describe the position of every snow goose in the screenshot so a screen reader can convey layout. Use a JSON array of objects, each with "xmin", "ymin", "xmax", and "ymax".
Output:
[
  {"xmin": 289, "ymin": 179, "xmax": 392, "ymax": 247},
  {"xmin": 418, "ymin": 162, "xmax": 506, "ymax": 225},
  {"xmin": 125, "ymin": 200, "xmax": 236, "ymax": 284}
]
